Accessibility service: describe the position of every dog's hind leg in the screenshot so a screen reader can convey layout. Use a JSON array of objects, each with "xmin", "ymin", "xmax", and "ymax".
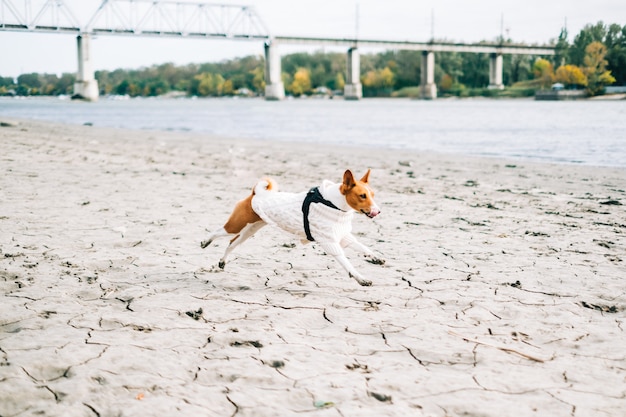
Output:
[
  {"xmin": 218, "ymin": 221, "xmax": 266, "ymax": 269},
  {"xmin": 201, "ymin": 227, "xmax": 232, "ymax": 249},
  {"xmin": 202, "ymin": 190, "xmax": 263, "ymax": 266}
]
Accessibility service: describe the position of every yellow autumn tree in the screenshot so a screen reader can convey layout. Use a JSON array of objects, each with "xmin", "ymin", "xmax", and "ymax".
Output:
[
  {"xmin": 583, "ymin": 41, "xmax": 616, "ymax": 95},
  {"xmin": 361, "ymin": 70, "xmax": 378, "ymax": 88},
  {"xmin": 290, "ymin": 67, "xmax": 311, "ymax": 96},
  {"xmin": 439, "ymin": 74, "xmax": 453, "ymax": 91},
  {"xmin": 127, "ymin": 82, "xmax": 141, "ymax": 97},
  {"xmin": 194, "ymin": 72, "xmax": 227, "ymax": 96},
  {"xmin": 361, "ymin": 67, "xmax": 395, "ymax": 96},
  {"xmin": 555, "ymin": 65, "xmax": 587, "ymax": 88},
  {"xmin": 194, "ymin": 73, "xmax": 214, "ymax": 96},
  {"xmin": 250, "ymin": 67, "xmax": 265, "ymax": 94},
  {"xmin": 222, "ymin": 79, "xmax": 234, "ymax": 95},
  {"xmin": 214, "ymin": 74, "xmax": 225, "ymax": 96},
  {"xmin": 334, "ymin": 72, "xmax": 345, "ymax": 91},
  {"xmin": 379, "ymin": 67, "xmax": 395, "ymax": 89},
  {"xmin": 361, "ymin": 67, "xmax": 394, "ymax": 89},
  {"xmin": 532, "ymin": 58, "xmax": 554, "ymax": 89}
]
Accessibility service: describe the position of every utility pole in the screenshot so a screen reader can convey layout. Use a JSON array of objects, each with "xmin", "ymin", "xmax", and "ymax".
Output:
[
  {"xmin": 430, "ymin": 8, "xmax": 434, "ymax": 42},
  {"xmin": 355, "ymin": 2, "xmax": 359, "ymax": 39}
]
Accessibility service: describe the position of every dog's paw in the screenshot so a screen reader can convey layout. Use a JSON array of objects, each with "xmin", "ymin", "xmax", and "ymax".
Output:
[
  {"xmin": 218, "ymin": 260, "xmax": 226, "ymax": 269},
  {"xmin": 200, "ymin": 239, "xmax": 211, "ymax": 249},
  {"xmin": 350, "ymin": 273, "xmax": 372, "ymax": 286},
  {"xmin": 365, "ymin": 255, "xmax": 385, "ymax": 266}
]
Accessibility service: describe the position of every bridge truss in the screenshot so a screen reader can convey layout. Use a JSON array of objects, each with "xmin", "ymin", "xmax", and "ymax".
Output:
[
  {"xmin": 0, "ymin": 0, "xmax": 270, "ymax": 39},
  {"xmin": 0, "ymin": 0, "xmax": 81, "ymax": 32}
]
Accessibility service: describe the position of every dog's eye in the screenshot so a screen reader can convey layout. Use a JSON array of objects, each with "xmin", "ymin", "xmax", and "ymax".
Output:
[{"xmin": 360, "ymin": 194, "xmax": 367, "ymax": 199}]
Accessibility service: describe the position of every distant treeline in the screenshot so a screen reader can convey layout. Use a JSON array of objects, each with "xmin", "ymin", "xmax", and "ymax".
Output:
[{"xmin": 1, "ymin": 21, "xmax": 624, "ymax": 98}]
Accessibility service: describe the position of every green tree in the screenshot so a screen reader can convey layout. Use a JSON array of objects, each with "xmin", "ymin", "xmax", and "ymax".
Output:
[
  {"xmin": 459, "ymin": 53, "xmax": 489, "ymax": 88},
  {"xmin": 570, "ymin": 22, "xmax": 607, "ymax": 66},
  {"xmin": 146, "ymin": 79, "xmax": 170, "ymax": 96},
  {"xmin": 57, "ymin": 73, "xmax": 75, "ymax": 95},
  {"xmin": 553, "ymin": 27, "xmax": 570, "ymax": 68},
  {"xmin": 605, "ymin": 23, "xmax": 626, "ymax": 86},
  {"xmin": 508, "ymin": 54, "xmax": 532, "ymax": 84},
  {"xmin": 17, "ymin": 73, "xmax": 42, "ymax": 94},
  {"xmin": 282, "ymin": 53, "xmax": 314, "ymax": 76},
  {"xmin": 310, "ymin": 63, "xmax": 327, "ymax": 89},
  {"xmin": 435, "ymin": 51, "xmax": 463, "ymax": 87},
  {"xmin": 127, "ymin": 82, "xmax": 141, "ymax": 97},
  {"xmin": 41, "ymin": 74, "xmax": 59, "ymax": 95},
  {"xmin": 0, "ymin": 76, "xmax": 14, "ymax": 87},
  {"xmin": 366, "ymin": 50, "xmax": 421, "ymax": 90},
  {"xmin": 0, "ymin": 76, "xmax": 15, "ymax": 95},
  {"xmin": 115, "ymin": 79, "xmax": 130, "ymax": 95}
]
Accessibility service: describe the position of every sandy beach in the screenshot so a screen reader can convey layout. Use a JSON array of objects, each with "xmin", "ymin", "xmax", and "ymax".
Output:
[{"xmin": 1, "ymin": 117, "xmax": 625, "ymax": 417}]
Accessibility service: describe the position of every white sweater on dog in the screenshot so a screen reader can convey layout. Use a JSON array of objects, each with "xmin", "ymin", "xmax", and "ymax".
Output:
[{"xmin": 251, "ymin": 180, "xmax": 354, "ymax": 255}]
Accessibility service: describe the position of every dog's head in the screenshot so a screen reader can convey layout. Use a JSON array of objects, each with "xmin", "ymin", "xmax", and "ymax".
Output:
[{"xmin": 340, "ymin": 169, "xmax": 380, "ymax": 218}]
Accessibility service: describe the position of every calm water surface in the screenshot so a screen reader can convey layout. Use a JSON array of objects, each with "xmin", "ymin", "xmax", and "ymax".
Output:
[{"xmin": 1, "ymin": 96, "xmax": 625, "ymax": 167}]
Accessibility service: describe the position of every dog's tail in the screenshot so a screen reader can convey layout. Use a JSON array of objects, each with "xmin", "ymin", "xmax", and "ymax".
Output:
[{"xmin": 252, "ymin": 178, "xmax": 277, "ymax": 197}]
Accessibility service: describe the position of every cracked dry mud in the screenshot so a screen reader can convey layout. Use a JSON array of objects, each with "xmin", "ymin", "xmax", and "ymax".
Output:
[{"xmin": 1, "ymin": 119, "xmax": 625, "ymax": 417}]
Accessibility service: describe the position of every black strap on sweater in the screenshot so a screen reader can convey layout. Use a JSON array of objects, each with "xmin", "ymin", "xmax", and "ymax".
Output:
[{"xmin": 301, "ymin": 187, "xmax": 341, "ymax": 242}]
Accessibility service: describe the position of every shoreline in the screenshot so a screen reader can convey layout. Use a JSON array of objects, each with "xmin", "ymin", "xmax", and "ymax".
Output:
[
  {"xmin": 1, "ymin": 118, "xmax": 625, "ymax": 416},
  {"xmin": 3, "ymin": 90, "xmax": 625, "ymax": 100},
  {"xmin": 2, "ymin": 97, "xmax": 625, "ymax": 168},
  {"xmin": 2, "ymin": 112, "xmax": 625, "ymax": 170}
]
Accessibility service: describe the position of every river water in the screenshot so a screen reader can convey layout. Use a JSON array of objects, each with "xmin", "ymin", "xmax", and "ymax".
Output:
[{"xmin": 1, "ymin": 96, "xmax": 625, "ymax": 167}]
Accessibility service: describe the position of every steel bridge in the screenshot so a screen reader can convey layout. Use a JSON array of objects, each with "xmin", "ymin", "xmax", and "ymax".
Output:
[
  {"xmin": 0, "ymin": 0, "xmax": 555, "ymax": 100},
  {"xmin": 0, "ymin": 0, "xmax": 269, "ymax": 38}
]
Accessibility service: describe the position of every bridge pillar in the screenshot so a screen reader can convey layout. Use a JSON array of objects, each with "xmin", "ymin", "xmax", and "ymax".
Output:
[
  {"xmin": 420, "ymin": 51, "xmax": 437, "ymax": 99},
  {"xmin": 488, "ymin": 53, "xmax": 504, "ymax": 90},
  {"xmin": 72, "ymin": 34, "xmax": 99, "ymax": 101},
  {"xmin": 264, "ymin": 41, "xmax": 285, "ymax": 100},
  {"xmin": 344, "ymin": 47, "xmax": 362, "ymax": 100}
]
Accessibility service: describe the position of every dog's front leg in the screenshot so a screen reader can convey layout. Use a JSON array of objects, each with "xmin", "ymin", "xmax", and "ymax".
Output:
[
  {"xmin": 341, "ymin": 234, "xmax": 385, "ymax": 265},
  {"xmin": 319, "ymin": 242, "xmax": 372, "ymax": 286}
]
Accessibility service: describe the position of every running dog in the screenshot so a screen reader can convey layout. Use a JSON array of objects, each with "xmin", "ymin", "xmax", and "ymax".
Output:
[{"xmin": 201, "ymin": 169, "xmax": 384, "ymax": 286}]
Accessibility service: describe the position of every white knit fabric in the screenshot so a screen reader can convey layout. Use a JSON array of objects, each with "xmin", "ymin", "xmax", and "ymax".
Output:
[{"xmin": 251, "ymin": 182, "xmax": 354, "ymax": 252}]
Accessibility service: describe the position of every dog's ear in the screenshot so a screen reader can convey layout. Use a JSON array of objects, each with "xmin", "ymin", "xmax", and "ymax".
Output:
[
  {"xmin": 360, "ymin": 169, "xmax": 371, "ymax": 183},
  {"xmin": 342, "ymin": 169, "xmax": 356, "ymax": 192}
]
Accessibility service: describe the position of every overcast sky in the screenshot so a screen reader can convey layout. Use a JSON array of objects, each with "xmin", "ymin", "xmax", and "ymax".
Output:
[{"xmin": 1, "ymin": 0, "xmax": 625, "ymax": 78}]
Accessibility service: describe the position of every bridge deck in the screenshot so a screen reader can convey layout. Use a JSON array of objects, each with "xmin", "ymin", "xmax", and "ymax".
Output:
[{"xmin": 274, "ymin": 36, "xmax": 555, "ymax": 55}]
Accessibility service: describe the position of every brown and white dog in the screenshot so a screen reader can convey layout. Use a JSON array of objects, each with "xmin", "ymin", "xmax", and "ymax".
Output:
[{"xmin": 201, "ymin": 169, "xmax": 384, "ymax": 286}]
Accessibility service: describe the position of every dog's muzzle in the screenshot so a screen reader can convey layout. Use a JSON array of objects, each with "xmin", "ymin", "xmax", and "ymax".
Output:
[{"xmin": 363, "ymin": 208, "xmax": 380, "ymax": 218}]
